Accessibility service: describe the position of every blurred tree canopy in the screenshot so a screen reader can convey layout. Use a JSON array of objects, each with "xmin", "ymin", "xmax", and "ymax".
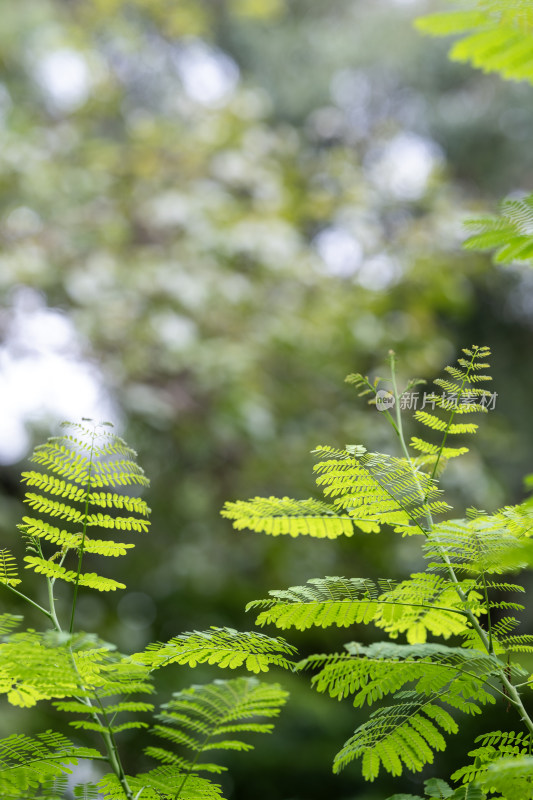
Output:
[{"xmin": 2, "ymin": 1, "xmax": 533, "ymax": 799}]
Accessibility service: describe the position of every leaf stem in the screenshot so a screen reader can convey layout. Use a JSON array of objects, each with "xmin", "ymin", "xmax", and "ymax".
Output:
[
  {"xmin": 173, "ymin": 725, "xmax": 214, "ymax": 800},
  {"xmin": 46, "ymin": 577, "xmax": 62, "ymax": 632},
  {"xmin": 3, "ymin": 583, "xmax": 54, "ymax": 622},
  {"xmin": 67, "ymin": 646, "xmax": 136, "ymax": 800},
  {"xmin": 69, "ymin": 428, "xmax": 97, "ymax": 633},
  {"xmin": 481, "ymin": 572, "xmax": 494, "ymax": 654}
]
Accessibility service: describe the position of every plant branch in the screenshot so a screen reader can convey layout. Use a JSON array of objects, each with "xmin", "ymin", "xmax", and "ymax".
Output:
[
  {"xmin": 381, "ymin": 352, "xmax": 533, "ymax": 739},
  {"xmin": 67, "ymin": 646, "xmax": 136, "ymax": 800},
  {"xmin": 3, "ymin": 583, "xmax": 54, "ymax": 623},
  {"xmin": 69, "ymin": 428, "xmax": 96, "ymax": 634}
]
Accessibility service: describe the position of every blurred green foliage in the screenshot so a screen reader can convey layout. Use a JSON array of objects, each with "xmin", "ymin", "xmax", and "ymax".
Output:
[{"xmin": 2, "ymin": 0, "xmax": 533, "ymax": 798}]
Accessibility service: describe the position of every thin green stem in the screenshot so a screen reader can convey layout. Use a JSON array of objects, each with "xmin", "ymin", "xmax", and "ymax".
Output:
[
  {"xmin": 481, "ymin": 572, "xmax": 494, "ymax": 654},
  {"xmin": 46, "ymin": 549, "xmax": 69, "ymax": 633},
  {"xmin": 67, "ymin": 646, "xmax": 136, "ymax": 800},
  {"xmin": 46, "ymin": 577, "xmax": 62, "ymax": 632},
  {"xmin": 389, "ymin": 351, "xmax": 432, "ymax": 533},
  {"xmin": 3, "ymin": 583, "xmax": 53, "ymax": 622},
  {"xmin": 389, "ymin": 352, "xmax": 415, "ymax": 467},
  {"xmin": 69, "ymin": 431, "xmax": 97, "ymax": 633},
  {"xmin": 95, "ymin": 695, "xmax": 135, "ymax": 798},
  {"xmin": 173, "ymin": 726, "xmax": 214, "ymax": 800}
]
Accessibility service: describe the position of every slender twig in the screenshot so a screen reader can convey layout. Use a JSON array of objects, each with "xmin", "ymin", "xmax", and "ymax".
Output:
[
  {"xmin": 481, "ymin": 572, "xmax": 494, "ymax": 654},
  {"xmin": 67, "ymin": 646, "xmax": 136, "ymax": 800},
  {"xmin": 3, "ymin": 583, "xmax": 53, "ymax": 622},
  {"xmin": 69, "ymin": 428, "xmax": 97, "ymax": 633},
  {"xmin": 173, "ymin": 725, "xmax": 214, "ymax": 800}
]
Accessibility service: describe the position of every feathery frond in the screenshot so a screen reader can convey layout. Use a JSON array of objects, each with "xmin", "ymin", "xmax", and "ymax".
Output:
[
  {"xmin": 22, "ymin": 556, "xmax": 126, "ymax": 591},
  {"xmin": 416, "ymin": 2, "xmax": 533, "ymax": 85},
  {"xmin": 18, "ymin": 421, "xmax": 150, "ymax": 600},
  {"xmin": 0, "ymin": 549, "xmax": 20, "ymax": 587},
  {"xmin": 372, "ymin": 573, "xmax": 481, "ymax": 644},
  {"xmin": 424, "ymin": 517, "xmax": 525, "ymax": 576},
  {"xmin": 464, "ymin": 193, "xmax": 533, "ymax": 266},
  {"xmin": 0, "ymin": 628, "xmax": 153, "ymax": 712},
  {"xmin": 0, "ymin": 614, "xmax": 22, "ymax": 636},
  {"xmin": 97, "ymin": 765, "xmax": 224, "ymax": 800},
  {"xmin": 72, "ymin": 786, "xmax": 102, "ymax": 800},
  {"xmin": 247, "ymin": 576, "xmax": 383, "ymax": 630},
  {"xmin": 133, "ymin": 627, "xmax": 297, "ymax": 673},
  {"xmin": 221, "ymin": 497, "xmax": 354, "ymax": 538},
  {"xmin": 0, "ymin": 630, "xmax": 83, "ymax": 707},
  {"xmin": 247, "ymin": 574, "xmax": 476, "ymax": 644},
  {"xmin": 452, "ymin": 729, "xmax": 532, "ymax": 787},
  {"xmin": 387, "ymin": 777, "xmax": 484, "ymax": 798},
  {"xmin": 410, "ymin": 346, "xmax": 492, "ymax": 476},
  {"xmin": 299, "ymin": 641, "xmax": 504, "ymax": 779},
  {"xmin": 146, "ymin": 677, "xmax": 288, "ymax": 776},
  {"xmin": 313, "ymin": 447, "xmax": 449, "ymax": 534},
  {"xmin": 479, "ymin": 754, "xmax": 533, "ymax": 799},
  {"xmin": 0, "ymin": 731, "xmax": 100, "ymax": 798}
]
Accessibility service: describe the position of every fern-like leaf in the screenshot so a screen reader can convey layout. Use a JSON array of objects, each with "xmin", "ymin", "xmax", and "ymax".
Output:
[
  {"xmin": 97, "ymin": 765, "xmax": 224, "ymax": 800},
  {"xmin": 146, "ymin": 677, "xmax": 288, "ymax": 776},
  {"xmin": 0, "ymin": 614, "xmax": 22, "ymax": 636},
  {"xmin": 0, "ymin": 629, "xmax": 153, "ymax": 712},
  {"xmin": 17, "ymin": 421, "xmax": 150, "ymax": 601},
  {"xmin": 22, "ymin": 557, "xmax": 126, "ymax": 591},
  {"xmin": 0, "ymin": 630, "xmax": 83, "ymax": 707},
  {"xmin": 387, "ymin": 777, "xmax": 484, "ymax": 799},
  {"xmin": 72, "ymin": 785, "xmax": 102, "ymax": 800},
  {"xmin": 424, "ymin": 517, "xmax": 525, "ymax": 576},
  {"xmin": 0, "ymin": 731, "xmax": 100, "ymax": 798},
  {"xmin": 247, "ymin": 574, "xmax": 477, "ymax": 644},
  {"xmin": 409, "ymin": 346, "xmax": 492, "ymax": 478},
  {"xmin": 452, "ymin": 729, "xmax": 532, "ymax": 787},
  {"xmin": 301, "ymin": 641, "xmax": 502, "ymax": 709},
  {"xmin": 480, "ymin": 755, "xmax": 533, "ymax": 799},
  {"xmin": 300, "ymin": 641, "xmax": 509, "ymax": 779},
  {"xmin": 221, "ymin": 497, "xmax": 355, "ymax": 538},
  {"xmin": 372, "ymin": 573, "xmax": 481, "ymax": 644},
  {"xmin": 132, "ymin": 627, "xmax": 297, "ymax": 673},
  {"xmin": 416, "ymin": 2, "xmax": 533, "ymax": 85},
  {"xmin": 247, "ymin": 576, "xmax": 382, "ymax": 630},
  {"xmin": 464, "ymin": 193, "xmax": 533, "ymax": 266},
  {"xmin": 0, "ymin": 549, "xmax": 21, "ymax": 587},
  {"xmin": 313, "ymin": 447, "xmax": 449, "ymax": 534}
]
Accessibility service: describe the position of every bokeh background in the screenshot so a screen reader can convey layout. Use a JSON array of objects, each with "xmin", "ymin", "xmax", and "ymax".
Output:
[{"xmin": 2, "ymin": 0, "xmax": 533, "ymax": 798}]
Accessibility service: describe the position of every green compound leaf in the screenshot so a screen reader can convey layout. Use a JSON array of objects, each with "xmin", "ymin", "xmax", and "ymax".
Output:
[
  {"xmin": 300, "ymin": 642, "xmax": 508, "ymax": 779},
  {"xmin": 416, "ymin": 3, "xmax": 533, "ymax": 85},
  {"xmin": 133, "ymin": 627, "xmax": 297, "ymax": 673},
  {"xmin": 18, "ymin": 421, "xmax": 150, "ymax": 595},
  {"xmin": 464, "ymin": 193, "xmax": 533, "ymax": 266},
  {"xmin": 221, "ymin": 496, "xmax": 355, "ymax": 538},
  {"xmin": 247, "ymin": 574, "xmax": 476, "ymax": 643},
  {"xmin": 0, "ymin": 731, "xmax": 100, "ymax": 798},
  {"xmin": 0, "ymin": 550, "xmax": 21, "ymax": 587},
  {"xmin": 97, "ymin": 765, "xmax": 223, "ymax": 800},
  {"xmin": 146, "ymin": 677, "xmax": 288, "ymax": 775}
]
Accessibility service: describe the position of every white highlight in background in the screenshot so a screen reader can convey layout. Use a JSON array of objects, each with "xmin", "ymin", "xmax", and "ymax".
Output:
[{"xmin": 0, "ymin": 289, "xmax": 117, "ymax": 464}]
